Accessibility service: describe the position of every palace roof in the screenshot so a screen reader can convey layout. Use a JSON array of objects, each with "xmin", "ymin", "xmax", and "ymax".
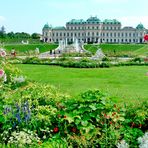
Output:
[
  {"xmin": 103, "ymin": 19, "xmax": 121, "ymax": 24},
  {"xmin": 136, "ymin": 23, "xmax": 145, "ymax": 30}
]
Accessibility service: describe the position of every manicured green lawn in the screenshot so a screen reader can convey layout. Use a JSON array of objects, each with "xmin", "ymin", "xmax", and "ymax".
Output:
[
  {"xmin": 84, "ymin": 44, "xmax": 147, "ymax": 57},
  {"xmin": 3, "ymin": 44, "xmax": 58, "ymax": 54},
  {"xmin": 16, "ymin": 64, "xmax": 148, "ymax": 103}
]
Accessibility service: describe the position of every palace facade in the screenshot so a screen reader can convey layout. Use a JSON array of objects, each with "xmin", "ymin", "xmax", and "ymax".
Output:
[{"xmin": 42, "ymin": 16, "xmax": 147, "ymax": 44}]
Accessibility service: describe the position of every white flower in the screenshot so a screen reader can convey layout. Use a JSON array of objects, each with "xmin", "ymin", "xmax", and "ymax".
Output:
[
  {"xmin": 138, "ymin": 132, "xmax": 148, "ymax": 148},
  {"xmin": 43, "ymin": 135, "xmax": 46, "ymax": 139},
  {"xmin": 3, "ymin": 74, "xmax": 7, "ymax": 82},
  {"xmin": 117, "ymin": 140, "xmax": 129, "ymax": 148},
  {"xmin": 0, "ymin": 48, "xmax": 6, "ymax": 57},
  {"xmin": 14, "ymin": 76, "xmax": 25, "ymax": 83}
]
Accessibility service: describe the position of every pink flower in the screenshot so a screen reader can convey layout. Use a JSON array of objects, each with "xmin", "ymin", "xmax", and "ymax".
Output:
[
  {"xmin": 146, "ymin": 72, "xmax": 148, "ymax": 76},
  {"xmin": 0, "ymin": 48, "xmax": 6, "ymax": 57},
  {"xmin": 0, "ymin": 69, "xmax": 4, "ymax": 78}
]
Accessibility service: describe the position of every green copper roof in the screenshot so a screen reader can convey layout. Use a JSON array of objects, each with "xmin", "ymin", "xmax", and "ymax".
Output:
[
  {"xmin": 103, "ymin": 19, "xmax": 121, "ymax": 24},
  {"xmin": 67, "ymin": 19, "xmax": 85, "ymax": 24},
  {"xmin": 43, "ymin": 23, "xmax": 52, "ymax": 30},
  {"xmin": 53, "ymin": 26, "xmax": 66, "ymax": 30},
  {"xmin": 86, "ymin": 16, "xmax": 100, "ymax": 24},
  {"xmin": 136, "ymin": 23, "xmax": 145, "ymax": 30},
  {"xmin": 122, "ymin": 26, "xmax": 135, "ymax": 30}
]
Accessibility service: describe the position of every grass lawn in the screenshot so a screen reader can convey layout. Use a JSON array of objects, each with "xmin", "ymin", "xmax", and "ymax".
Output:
[
  {"xmin": 3, "ymin": 44, "xmax": 58, "ymax": 54},
  {"xmin": 84, "ymin": 44, "xmax": 147, "ymax": 57},
  {"xmin": 16, "ymin": 64, "xmax": 148, "ymax": 103}
]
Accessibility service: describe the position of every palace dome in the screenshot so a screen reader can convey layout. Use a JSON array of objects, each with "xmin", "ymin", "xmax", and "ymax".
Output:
[
  {"xmin": 86, "ymin": 16, "xmax": 101, "ymax": 24},
  {"xmin": 43, "ymin": 23, "xmax": 52, "ymax": 30},
  {"xmin": 136, "ymin": 23, "xmax": 145, "ymax": 30}
]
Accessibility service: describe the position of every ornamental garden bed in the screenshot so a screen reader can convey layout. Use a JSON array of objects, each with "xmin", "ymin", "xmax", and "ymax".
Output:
[{"xmin": 0, "ymin": 49, "xmax": 148, "ymax": 147}]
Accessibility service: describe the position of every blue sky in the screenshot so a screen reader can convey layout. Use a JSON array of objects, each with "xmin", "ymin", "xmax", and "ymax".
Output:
[{"xmin": 0, "ymin": 0, "xmax": 148, "ymax": 34}]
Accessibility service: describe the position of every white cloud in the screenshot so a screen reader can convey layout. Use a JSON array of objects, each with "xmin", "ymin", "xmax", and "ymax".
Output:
[
  {"xmin": 0, "ymin": 16, "xmax": 6, "ymax": 23},
  {"xmin": 118, "ymin": 16, "xmax": 148, "ymax": 28}
]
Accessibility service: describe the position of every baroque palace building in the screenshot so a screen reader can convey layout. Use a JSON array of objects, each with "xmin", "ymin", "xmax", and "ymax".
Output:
[{"xmin": 42, "ymin": 16, "xmax": 147, "ymax": 44}]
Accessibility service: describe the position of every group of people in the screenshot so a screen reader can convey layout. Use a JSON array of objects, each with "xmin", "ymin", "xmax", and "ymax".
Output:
[
  {"xmin": 49, "ymin": 49, "xmax": 61, "ymax": 55},
  {"xmin": 11, "ymin": 48, "xmax": 16, "ymax": 57}
]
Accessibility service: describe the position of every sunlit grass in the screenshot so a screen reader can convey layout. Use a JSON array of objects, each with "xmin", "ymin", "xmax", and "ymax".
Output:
[{"xmin": 16, "ymin": 64, "xmax": 148, "ymax": 103}]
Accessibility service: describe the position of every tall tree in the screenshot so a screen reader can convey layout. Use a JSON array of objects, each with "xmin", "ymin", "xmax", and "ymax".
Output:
[{"xmin": 0, "ymin": 26, "xmax": 6, "ymax": 38}]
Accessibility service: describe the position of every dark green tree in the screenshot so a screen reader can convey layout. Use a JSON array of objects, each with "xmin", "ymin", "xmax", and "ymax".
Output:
[{"xmin": 31, "ymin": 33, "xmax": 40, "ymax": 39}]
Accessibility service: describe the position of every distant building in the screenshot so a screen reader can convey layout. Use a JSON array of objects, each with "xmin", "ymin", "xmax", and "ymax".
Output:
[{"xmin": 42, "ymin": 16, "xmax": 147, "ymax": 44}]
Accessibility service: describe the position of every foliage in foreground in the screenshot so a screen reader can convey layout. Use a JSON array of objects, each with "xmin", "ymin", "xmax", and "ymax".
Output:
[{"xmin": 0, "ymin": 82, "xmax": 148, "ymax": 147}]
